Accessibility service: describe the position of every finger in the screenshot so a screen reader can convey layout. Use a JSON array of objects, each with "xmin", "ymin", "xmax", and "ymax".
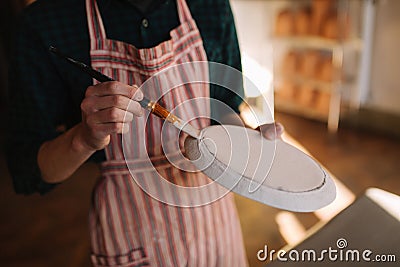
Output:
[
  {"xmin": 83, "ymin": 95, "xmax": 143, "ymax": 116},
  {"xmin": 262, "ymin": 127, "xmax": 276, "ymax": 140},
  {"xmin": 259, "ymin": 123, "xmax": 284, "ymax": 140},
  {"xmin": 94, "ymin": 122, "xmax": 130, "ymax": 135},
  {"xmin": 85, "ymin": 81, "xmax": 143, "ymax": 101},
  {"xmin": 87, "ymin": 107, "xmax": 134, "ymax": 125},
  {"xmin": 275, "ymin": 122, "xmax": 284, "ymax": 136}
]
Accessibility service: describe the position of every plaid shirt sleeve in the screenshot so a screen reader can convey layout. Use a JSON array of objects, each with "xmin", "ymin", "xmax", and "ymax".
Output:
[{"xmin": 7, "ymin": 13, "xmax": 70, "ymax": 194}]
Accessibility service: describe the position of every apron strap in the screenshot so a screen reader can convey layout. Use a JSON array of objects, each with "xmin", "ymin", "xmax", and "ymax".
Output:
[
  {"xmin": 86, "ymin": 0, "xmax": 107, "ymax": 50},
  {"xmin": 86, "ymin": 0, "xmax": 194, "ymax": 49},
  {"xmin": 176, "ymin": 0, "xmax": 194, "ymax": 24}
]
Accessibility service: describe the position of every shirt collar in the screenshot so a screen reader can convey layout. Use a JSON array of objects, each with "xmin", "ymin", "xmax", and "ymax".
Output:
[{"xmin": 123, "ymin": 0, "xmax": 166, "ymax": 14}]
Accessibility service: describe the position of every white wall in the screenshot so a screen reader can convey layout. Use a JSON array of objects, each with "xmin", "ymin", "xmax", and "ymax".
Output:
[
  {"xmin": 230, "ymin": 0, "xmax": 285, "ymax": 67},
  {"xmin": 230, "ymin": 0, "xmax": 291, "ymax": 74},
  {"xmin": 230, "ymin": 0, "xmax": 290, "ymax": 122}
]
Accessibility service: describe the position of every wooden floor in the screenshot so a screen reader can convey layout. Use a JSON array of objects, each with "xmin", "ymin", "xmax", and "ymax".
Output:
[{"xmin": 0, "ymin": 112, "xmax": 399, "ymax": 267}]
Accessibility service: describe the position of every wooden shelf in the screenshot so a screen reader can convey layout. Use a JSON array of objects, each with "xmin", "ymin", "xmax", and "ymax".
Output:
[
  {"xmin": 270, "ymin": 0, "xmax": 367, "ymax": 132},
  {"xmin": 275, "ymin": 75, "xmax": 335, "ymax": 93},
  {"xmin": 275, "ymin": 96, "xmax": 329, "ymax": 122},
  {"xmin": 272, "ymin": 36, "xmax": 363, "ymax": 51}
]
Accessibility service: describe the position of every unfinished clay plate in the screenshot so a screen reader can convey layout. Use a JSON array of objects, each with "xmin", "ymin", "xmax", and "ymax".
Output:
[{"xmin": 184, "ymin": 125, "xmax": 336, "ymax": 212}]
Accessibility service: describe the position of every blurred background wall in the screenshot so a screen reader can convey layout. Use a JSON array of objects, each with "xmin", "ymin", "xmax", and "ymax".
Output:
[{"xmin": 231, "ymin": 0, "xmax": 400, "ymax": 136}]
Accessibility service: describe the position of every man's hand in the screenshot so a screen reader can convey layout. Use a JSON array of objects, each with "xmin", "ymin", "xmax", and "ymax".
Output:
[
  {"xmin": 38, "ymin": 81, "xmax": 144, "ymax": 183},
  {"xmin": 257, "ymin": 122, "xmax": 284, "ymax": 140},
  {"xmin": 217, "ymin": 111, "xmax": 284, "ymax": 141},
  {"xmin": 78, "ymin": 81, "xmax": 144, "ymax": 150}
]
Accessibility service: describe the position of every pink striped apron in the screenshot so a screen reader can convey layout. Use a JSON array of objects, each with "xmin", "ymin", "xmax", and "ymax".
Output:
[{"xmin": 86, "ymin": 0, "xmax": 248, "ymax": 266}]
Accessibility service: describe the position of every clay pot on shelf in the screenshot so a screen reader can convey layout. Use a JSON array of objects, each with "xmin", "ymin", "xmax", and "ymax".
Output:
[
  {"xmin": 275, "ymin": 8, "xmax": 295, "ymax": 36},
  {"xmin": 311, "ymin": 0, "xmax": 334, "ymax": 36},
  {"xmin": 295, "ymin": 7, "xmax": 312, "ymax": 36},
  {"xmin": 322, "ymin": 11, "xmax": 339, "ymax": 39},
  {"xmin": 276, "ymin": 81, "xmax": 296, "ymax": 100},
  {"xmin": 281, "ymin": 51, "xmax": 300, "ymax": 76},
  {"xmin": 315, "ymin": 91, "xmax": 331, "ymax": 115},
  {"xmin": 297, "ymin": 84, "xmax": 315, "ymax": 107},
  {"xmin": 317, "ymin": 56, "xmax": 334, "ymax": 82},
  {"xmin": 299, "ymin": 50, "xmax": 321, "ymax": 79},
  {"xmin": 322, "ymin": 10, "xmax": 350, "ymax": 40}
]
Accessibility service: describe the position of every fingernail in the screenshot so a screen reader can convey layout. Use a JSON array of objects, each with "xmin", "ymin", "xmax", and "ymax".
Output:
[
  {"xmin": 276, "ymin": 124, "xmax": 284, "ymax": 134},
  {"xmin": 264, "ymin": 131, "xmax": 274, "ymax": 140},
  {"xmin": 134, "ymin": 90, "xmax": 144, "ymax": 101},
  {"xmin": 122, "ymin": 123, "xmax": 130, "ymax": 134}
]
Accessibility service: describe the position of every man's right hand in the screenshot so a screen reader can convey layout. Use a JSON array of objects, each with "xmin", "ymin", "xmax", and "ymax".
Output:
[{"xmin": 77, "ymin": 81, "xmax": 144, "ymax": 151}]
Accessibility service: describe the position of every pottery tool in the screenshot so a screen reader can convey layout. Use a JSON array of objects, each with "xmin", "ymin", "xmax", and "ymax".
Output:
[
  {"xmin": 185, "ymin": 125, "xmax": 336, "ymax": 212},
  {"xmin": 48, "ymin": 46, "xmax": 200, "ymax": 139}
]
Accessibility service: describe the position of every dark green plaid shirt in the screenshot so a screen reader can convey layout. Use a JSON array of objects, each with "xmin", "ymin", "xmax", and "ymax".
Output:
[{"xmin": 7, "ymin": 0, "xmax": 243, "ymax": 194}]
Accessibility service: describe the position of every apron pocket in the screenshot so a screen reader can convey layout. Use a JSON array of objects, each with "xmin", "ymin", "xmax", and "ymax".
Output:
[{"xmin": 91, "ymin": 247, "xmax": 150, "ymax": 267}]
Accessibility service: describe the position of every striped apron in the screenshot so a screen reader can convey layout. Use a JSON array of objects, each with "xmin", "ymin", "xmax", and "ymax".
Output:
[{"xmin": 86, "ymin": 0, "xmax": 248, "ymax": 266}]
